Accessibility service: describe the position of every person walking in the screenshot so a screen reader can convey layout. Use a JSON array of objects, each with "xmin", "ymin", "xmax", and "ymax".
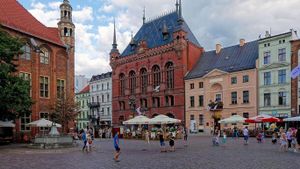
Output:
[
  {"xmin": 159, "ymin": 131, "xmax": 166, "ymax": 152},
  {"xmin": 286, "ymin": 128, "xmax": 292, "ymax": 149},
  {"xmin": 81, "ymin": 130, "xmax": 87, "ymax": 152},
  {"xmin": 233, "ymin": 126, "xmax": 239, "ymax": 140},
  {"xmin": 222, "ymin": 130, "xmax": 227, "ymax": 145},
  {"xmin": 113, "ymin": 132, "xmax": 121, "ymax": 162},
  {"xmin": 145, "ymin": 130, "xmax": 150, "ymax": 144},
  {"xmin": 169, "ymin": 136, "xmax": 175, "ymax": 152},
  {"xmin": 243, "ymin": 126, "xmax": 249, "ymax": 145},
  {"xmin": 280, "ymin": 131, "xmax": 288, "ymax": 152},
  {"xmin": 183, "ymin": 128, "xmax": 188, "ymax": 146}
]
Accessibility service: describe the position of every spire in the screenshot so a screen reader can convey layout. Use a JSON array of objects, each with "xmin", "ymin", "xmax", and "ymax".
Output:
[
  {"xmin": 177, "ymin": 0, "xmax": 184, "ymax": 24},
  {"xmin": 175, "ymin": 0, "xmax": 179, "ymax": 13},
  {"xmin": 112, "ymin": 18, "xmax": 117, "ymax": 50},
  {"xmin": 143, "ymin": 7, "xmax": 146, "ymax": 25}
]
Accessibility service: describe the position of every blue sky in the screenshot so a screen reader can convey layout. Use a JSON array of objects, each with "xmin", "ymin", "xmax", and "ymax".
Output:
[{"xmin": 18, "ymin": 0, "xmax": 300, "ymax": 77}]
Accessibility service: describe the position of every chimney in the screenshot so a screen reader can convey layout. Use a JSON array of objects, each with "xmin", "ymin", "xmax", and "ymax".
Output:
[
  {"xmin": 239, "ymin": 39, "xmax": 245, "ymax": 47},
  {"xmin": 216, "ymin": 44, "xmax": 222, "ymax": 54},
  {"xmin": 265, "ymin": 31, "xmax": 270, "ymax": 38}
]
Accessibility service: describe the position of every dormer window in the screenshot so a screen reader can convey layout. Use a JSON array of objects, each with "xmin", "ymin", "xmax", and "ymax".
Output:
[{"xmin": 162, "ymin": 22, "xmax": 169, "ymax": 40}]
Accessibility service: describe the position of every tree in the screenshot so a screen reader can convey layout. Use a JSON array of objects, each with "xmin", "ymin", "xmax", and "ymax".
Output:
[
  {"xmin": 50, "ymin": 95, "xmax": 80, "ymax": 133},
  {"xmin": 0, "ymin": 29, "xmax": 33, "ymax": 120}
]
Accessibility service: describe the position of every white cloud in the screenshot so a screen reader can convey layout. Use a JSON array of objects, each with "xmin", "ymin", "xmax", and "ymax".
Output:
[
  {"xmin": 73, "ymin": 7, "xmax": 94, "ymax": 23},
  {"xmin": 48, "ymin": 1, "xmax": 61, "ymax": 10}
]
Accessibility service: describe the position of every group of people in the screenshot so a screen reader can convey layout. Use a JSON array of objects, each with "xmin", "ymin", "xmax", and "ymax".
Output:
[
  {"xmin": 98, "ymin": 127, "xmax": 112, "ymax": 139},
  {"xmin": 278, "ymin": 127, "xmax": 300, "ymax": 152},
  {"xmin": 80, "ymin": 128, "xmax": 94, "ymax": 152}
]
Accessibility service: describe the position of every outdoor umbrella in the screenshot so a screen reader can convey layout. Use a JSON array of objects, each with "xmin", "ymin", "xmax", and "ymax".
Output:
[
  {"xmin": 218, "ymin": 115, "xmax": 246, "ymax": 124},
  {"xmin": 123, "ymin": 115, "xmax": 150, "ymax": 125},
  {"xmin": 283, "ymin": 116, "xmax": 300, "ymax": 122},
  {"xmin": 245, "ymin": 114, "xmax": 281, "ymax": 123},
  {"xmin": 28, "ymin": 118, "xmax": 62, "ymax": 127},
  {"xmin": 148, "ymin": 115, "xmax": 181, "ymax": 125},
  {"xmin": 0, "ymin": 121, "xmax": 15, "ymax": 127}
]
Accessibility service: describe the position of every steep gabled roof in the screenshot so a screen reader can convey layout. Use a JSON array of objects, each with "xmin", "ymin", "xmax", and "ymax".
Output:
[
  {"xmin": 78, "ymin": 85, "xmax": 89, "ymax": 94},
  {"xmin": 90, "ymin": 72, "xmax": 112, "ymax": 82},
  {"xmin": 0, "ymin": 0, "xmax": 64, "ymax": 47},
  {"xmin": 185, "ymin": 40, "xmax": 258, "ymax": 80},
  {"xmin": 120, "ymin": 11, "xmax": 200, "ymax": 57}
]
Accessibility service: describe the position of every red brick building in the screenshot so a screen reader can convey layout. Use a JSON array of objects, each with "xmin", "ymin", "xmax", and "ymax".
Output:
[
  {"xmin": 291, "ymin": 39, "xmax": 300, "ymax": 116},
  {"xmin": 0, "ymin": 0, "xmax": 75, "ymax": 139},
  {"xmin": 110, "ymin": 1, "xmax": 203, "ymax": 127}
]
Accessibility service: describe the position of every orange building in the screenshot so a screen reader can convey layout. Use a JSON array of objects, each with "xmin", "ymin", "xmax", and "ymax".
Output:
[
  {"xmin": 110, "ymin": 1, "xmax": 203, "ymax": 129},
  {"xmin": 0, "ymin": 0, "xmax": 75, "ymax": 139}
]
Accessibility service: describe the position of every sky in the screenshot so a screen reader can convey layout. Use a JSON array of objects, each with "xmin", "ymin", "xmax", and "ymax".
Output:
[{"xmin": 18, "ymin": 0, "xmax": 300, "ymax": 78}]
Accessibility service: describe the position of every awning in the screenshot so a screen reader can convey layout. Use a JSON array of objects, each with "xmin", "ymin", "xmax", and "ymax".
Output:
[{"xmin": 0, "ymin": 121, "xmax": 15, "ymax": 127}]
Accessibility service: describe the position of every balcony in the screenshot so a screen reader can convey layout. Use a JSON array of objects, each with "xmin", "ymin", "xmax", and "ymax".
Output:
[
  {"xmin": 208, "ymin": 101, "xmax": 223, "ymax": 111},
  {"xmin": 88, "ymin": 102, "xmax": 100, "ymax": 108}
]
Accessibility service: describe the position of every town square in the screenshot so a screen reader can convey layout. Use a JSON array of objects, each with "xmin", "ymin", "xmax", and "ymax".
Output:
[{"xmin": 0, "ymin": 0, "xmax": 300, "ymax": 169}]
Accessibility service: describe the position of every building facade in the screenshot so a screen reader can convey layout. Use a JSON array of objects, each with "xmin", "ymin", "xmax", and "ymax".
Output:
[
  {"xmin": 291, "ymin": 38, "xmax": 300, "ymax": 116},
  {"xmin": 75, "ymin": 85, "xmax": 90, "ymax": 130},
  {"xmin": 110, "ymin": 1, "xmax": 203, "ymax": 128},
  {"xmin": 0, "ymin": 0, "xmax": 75, "ymax": 138},
  {"xmin": 75, "ymin": 75, "xmax": 89, "ymax": 93},
  {"xmin": 258, "ymin": 31, "xmax": 295, "ymax": 118},
  {"xmin": 185, "ymin": 40, "xmax": 258, "ymax": 134},
  {"xmin": 89, "ymin": 72, "xmax": 112, "ymax": 127}
]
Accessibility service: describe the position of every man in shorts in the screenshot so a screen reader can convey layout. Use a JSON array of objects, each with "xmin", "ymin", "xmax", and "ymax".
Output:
[
  {"xmin": 113, "ymin": 132, "xmax": 121, "ymax": 162},
  {"xmin": 243, "ymin": 126, "xmax": 249, "ymax": 145}
]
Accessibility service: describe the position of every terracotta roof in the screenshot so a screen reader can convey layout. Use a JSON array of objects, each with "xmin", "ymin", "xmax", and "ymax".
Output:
[
  {"xmin": 78, "ymin": 85, "xmax": 90, "ymax": 94},
  {"xmin": 0, "ymin": 0, "xmax": 64, "ymax": 47}
]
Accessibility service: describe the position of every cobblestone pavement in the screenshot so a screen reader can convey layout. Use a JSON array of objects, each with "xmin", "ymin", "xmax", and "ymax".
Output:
[{"xmin": 1, "ymin": 136, "xmax": 300, "ymax": 169}]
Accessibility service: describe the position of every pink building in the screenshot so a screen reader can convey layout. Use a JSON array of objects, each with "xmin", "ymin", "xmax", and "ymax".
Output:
[{"xmin": 185, "ymin": 40, "xmax": 258, "ymax": 134}]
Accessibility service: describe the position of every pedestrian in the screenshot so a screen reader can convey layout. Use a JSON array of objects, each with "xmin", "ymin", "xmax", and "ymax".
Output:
[
  {"xmin": 297, "ymin": 128, "xmax": 300, "ymax": 151},
  {"xmin": 286, "ymin": 128, "xmax": 292, "ymax": 149},
  {"xmin": 280, "ymin": 131, "xmax": 288, "ymax": 152},
  {"xmin": 159, "ymin": 131, "xmax": 166, "ymax": 152},
  {"xmin": 113, "ymin": 132, "xmax": 121, "ymax": 162},
  {"xmin": 212, "ymin": 126, "xmax": 220, "ymax": 146},
  {"xmin": 183, "ymin": 128, "xmax": 188, "ymax": 146},
  {"xmin": 98, "ymin": 128, "xmax": 103, "ymax": 139},
  {"xmin": 271, "ymin": 132, "xmax": 277, "ymax": 144},
  {"xmin": 169, "ymin": 136, "xmax": 175, "ymax": 152},
  {"xmin": 257, "ymin": 131, "xmax": 262, "ymax": 143},
  {"xmin": 243, "ymin": 126, "xmax": 249, "ymax": 145},
  {"xmin": 233, "ymin": 126, "xmax": 238, "ymax": 140},
  {"xmin": 81, "ymin": 130, "xmax": 87, "ymax": 152},
  {"xmin": 145, "ymin": 130, "xmax": 150, "ymax": 144},
  {"xmin": 291, "ymin": 130, "xmax": 297, "ymax": 152},
  {"xmin": 222, "ymin": 130, "xmax": 227, "ymax": 145}
]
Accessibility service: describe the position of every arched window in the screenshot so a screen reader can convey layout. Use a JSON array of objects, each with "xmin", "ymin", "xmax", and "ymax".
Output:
[
  {"xmin": 165, "ymin": 62, "xmax": 174, "ymax": 89},
  {"xmin": 119, "ymin": 73, "xmax": 125, "ymax": 96},
  {"xmin": 129, "ymin": 71, "xmax": 136, "ymax": 94},
  {"xmin": 152, "ymin": 65, "xmax": 161, "ymax": 88},
  {"xmin": 140, "ymin": 68, "xmax": 148, "ymax": 94},
  {"xmin": 40, "ymin": 48, "xmax": 49, "ymax": 64},
  {"xmin": 21, "ymin": 43, "xmax": 31, "ymax": 60}
]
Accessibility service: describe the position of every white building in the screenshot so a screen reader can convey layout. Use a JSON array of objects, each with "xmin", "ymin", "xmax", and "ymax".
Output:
[
  {"xmin": 75, "ymin": 75, "xmax": 89, "ymax": 93},
  {"xmin": 89, "ymin": 72, "xmax": 112, "ymax": 127}
]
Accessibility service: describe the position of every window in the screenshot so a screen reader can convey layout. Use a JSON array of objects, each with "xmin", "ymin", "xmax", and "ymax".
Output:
[
  {"xmin": 107, "ymin": 82, "xmax": 109, "ymax": 90},
  {"xmin": 243, "ymin": 112, "xmax": 249, "ymax": 118},
  {"xmin": 102, "ymin": 84, "xmax": 104, "ymax": 90},
  {"xmin": 40, "ymin": 112, "xmax": 49, "ymax": 131},
  {"xmin": 140, "ymin": 68, "xmax": 148, "ymax": 94},
  {"xmin": 278, "ymin": 69, "xmax": 286, "ymax": 84},
  {"xmin": 165, "ymin": 62, "xmax": 174, "ymax": 89},
  {"xmin": 140, "ymin": 98, "xmax": 148, "ymax": 108},
  {"xmin": 40, "ymin": 48, "xmax": 49, "ymax": 64},
  {"xmin": 278, "ymin": 92, "xmax": 287, "ymax": 106},
  {"xmin": 199, "ymin": 82, "xmax": 203, "ymax": 88},
  {"xmin": 165, "ymin": 95, "xmax": 174, "ymax": 106},
  {"xmin": 231, "ymin": 77, "xmax": 237, "ymax": 84},
  {"xmin": 190, "ymin": 115, "xmax": 195, "ymax": 120},
  {"xmin": 243, "ymin": 75, "xmax": 249, "ymax": 83},
  {"xmin": 119, "ymin": 101, "xmax": 125, "ymax": 110},
  {"xmin": 231, "ymin": 92, "xmax": 237, "ymax": 104},
  {"xmin": 263, "ymin": 51, "xmax": 271, "ymax": 64},
  {"xmin": 119, "ymin": 74, "xmax": 125, "ymax": 96},
  {"xmin": 57, "ymin": 79, "xmax": 65, "ymax": 99},
  {"xmin": 102, "ymin": 95, "xmax": 104, "ymax": 103},
  {"xmin": 20, "ymin": 44, "xmax": 31, "ymax": 60},
  {"xmin": 264, "ymin": 93, "xmax": 271, "ymax": 106},
  {"xmin": 19, "ymin": 72, "xmax": 32, "ymax": 97},
  {"xmin": 97, "ymin": 96, "xmax": 99, "ymax": 103},
  {"xmin": 215, "ymin": 94, "xmax": 222, "ymax": 102},
  {"xmin": 264, "ymin": 72, "xmax": 271, "ymax": 85},
  {"xmin": 152, "ymin": 97, "xmax": 160, "ymax": 108},
  {"xmin": 40, "ymin": 76, "xmax": 49, "ymax": 98},
  {"xmin": 199, "ymin": 95, "xmax": 204, "ymax": 107},
  {"xmin": 107, "ymin": 107, "xmax": 110, "ymax": 115},
  {"xmin": 190, "ymin": 83, "xmax": 194, "ymax": 89},
  {"xmin": 278, "ymin": 48, "xmax": 286, "ymax": 62},
  {"xmin": 152, "ymin": 65, "xmax": 161, "ymax": 88},
  {"xmin": 243, "ymin": 91, "xmax": 249, "ymax": 103},
  {"xmin": 199, "ymin": 115, "xmax": 204, "ymax": 125},
  {"xmin": 20, "ymin": 113, "xmax": 31, "ymax": 131},
  {"xmin": 190, "ymin": 96, "xmax": 195, "ymax": 107},
  {"xmin": 107, "ymin": 94, "xmax": 109, "ymax": 102}
]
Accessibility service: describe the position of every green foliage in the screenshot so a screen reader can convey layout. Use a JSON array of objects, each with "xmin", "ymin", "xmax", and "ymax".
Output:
[{"xmin": 0, "ymin": 28, "xmax": 33, "ymax": 120}]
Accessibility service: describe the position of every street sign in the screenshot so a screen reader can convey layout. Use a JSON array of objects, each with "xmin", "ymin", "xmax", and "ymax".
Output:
[{"xmin": 291, "ymin": 65, "xmax": 300, "ymax": 79}]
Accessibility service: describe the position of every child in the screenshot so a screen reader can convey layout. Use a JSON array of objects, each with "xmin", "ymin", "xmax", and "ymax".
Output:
[
  {"xmin": 271, "ymin": 133, "xmax": 277, "ymax": 144},
  {"xmin": 169, "ymin": 136, "xmax": 175, "ymax": 152},
  {"xmin": 257, "ymin": 132, "xmax": 262, "ymax": 143},
  {"xmin": 222, "ymin": 130, "xmax": 227, "ymax": 145}
]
